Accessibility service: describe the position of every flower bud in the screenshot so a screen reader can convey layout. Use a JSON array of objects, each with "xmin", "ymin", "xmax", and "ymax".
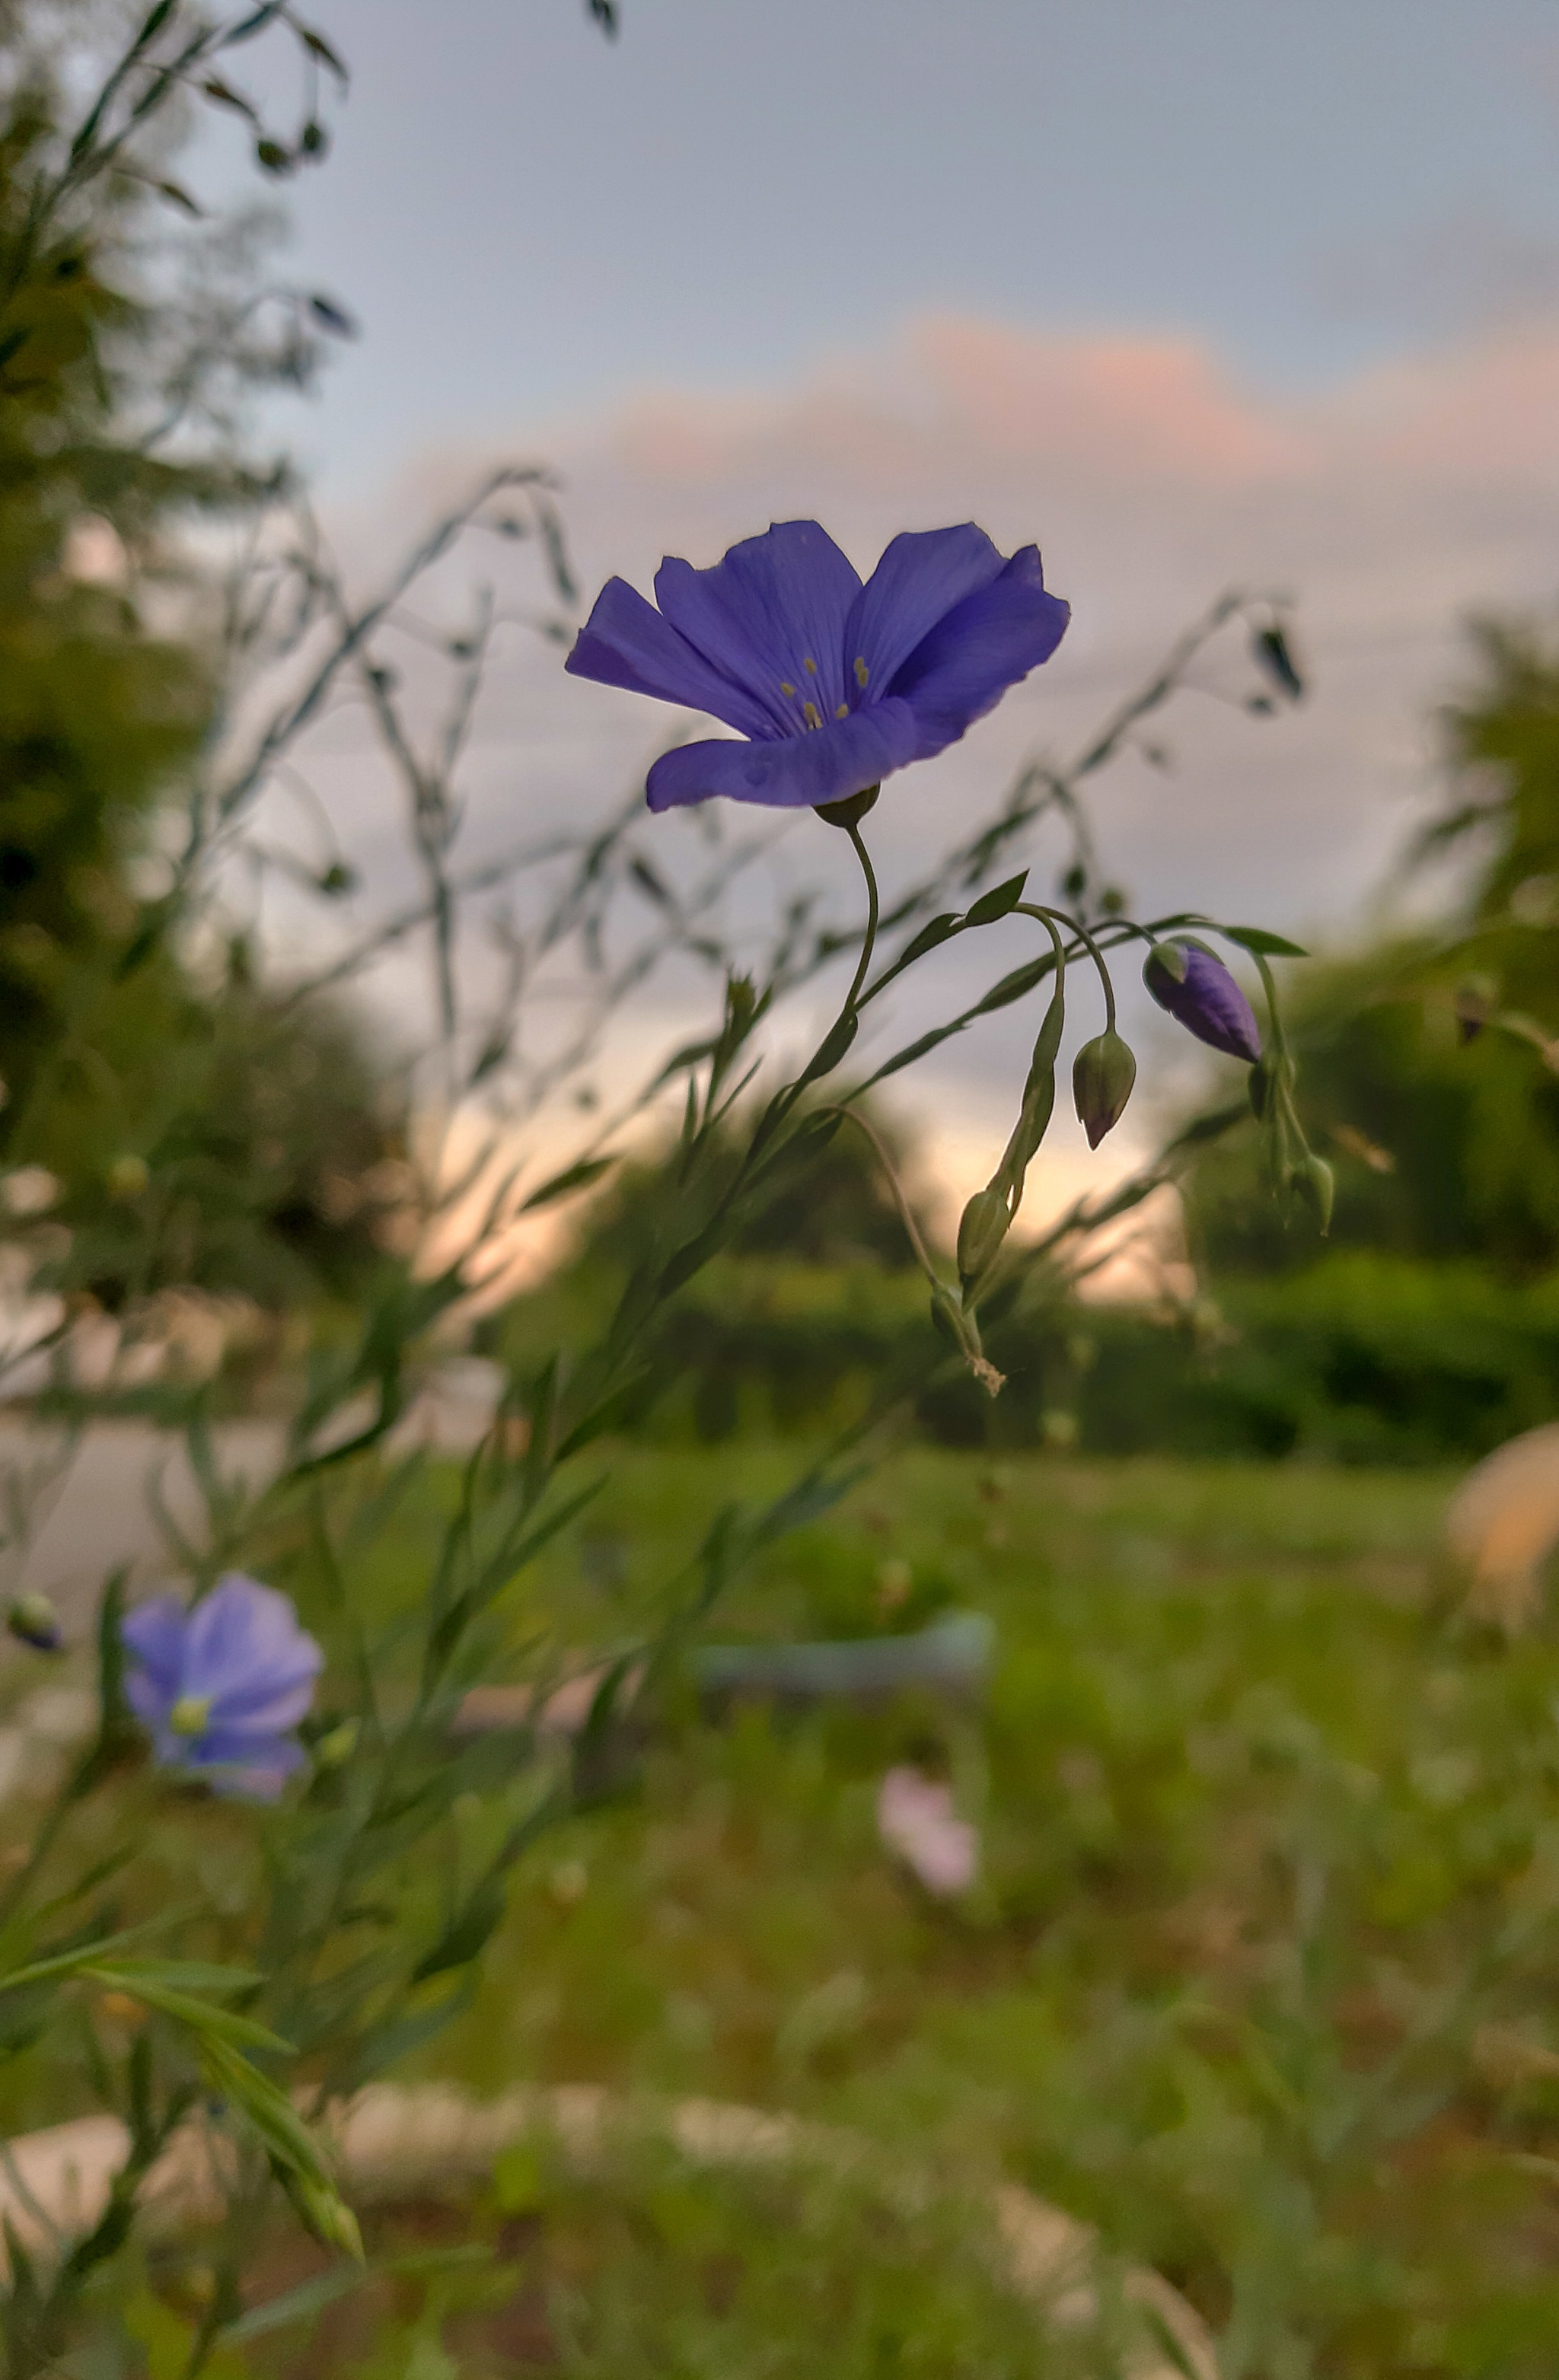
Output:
[
  {"xmin": 1455, "ymin": 973, "xmax": 1498, "ymax": 1046},
  {"xmin": 313, "ymin": 1717, "xmax": 359, "ymax": 1770},
  {"xmin": 1072, "ymin": 1030, "xmax": 1137, "ymax": 1149},
  {"xmin": 956, "ymin": 1187, "xmax": 1010, "ymax": 1290},
  {"xmin": 6, "ymin": 1594, "xmax": 61, "ymax": 1653},
  {"xmin": 1291, "ymin": 1152, "xmax": 1334, "ymax": 1235},
  {"xmin": 1143, "ymin": 941, "xmax": 1261, "ymax": 1064}
]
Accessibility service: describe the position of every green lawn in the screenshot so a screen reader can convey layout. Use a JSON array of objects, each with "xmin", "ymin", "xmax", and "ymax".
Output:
[
  {"xmin": 18, "ymin": 1446, "xmax": 1559, "ymax": 2377},
  {"xmin": 427, "ymin": 1449, "xmax": 1559, "ymax": 2378}
]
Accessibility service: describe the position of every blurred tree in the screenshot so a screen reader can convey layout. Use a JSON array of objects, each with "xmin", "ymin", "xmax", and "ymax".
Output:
[
  {"xmin": 0, "ymin": 2, "xmax": 406, "ymax": 1317},
  {"xmin": 1186, "ymin": 616, "xmax": 1559, "ymax": 1281}
]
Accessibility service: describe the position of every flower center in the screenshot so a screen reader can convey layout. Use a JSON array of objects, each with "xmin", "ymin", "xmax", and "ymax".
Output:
[
  {"xmin": 168, "ymin": 1693, "xmax": 211, "ymax": 1738},
  {"xmin": 782, "ymin": 656, "xmax": 851, "ymax": 732}
]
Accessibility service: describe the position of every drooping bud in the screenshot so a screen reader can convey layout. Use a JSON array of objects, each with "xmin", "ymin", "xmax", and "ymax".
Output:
[
  {"xmin": 956, "ymin": 1188, "xmax": 1011, "ymax": 1292},
  {"xmin": 1072, "ymin": 1031, "xmax": 1137, "ymax": 1149},
  {"xmin": 1291, "ymin": 1152, "xmax": 1334, "ymax": 1235},
  {"xmin": 7, "ymin": 1594, "xmax": 62, "ymax": 1653},
  {"xmin": 1143, "ymin": 941, "xmax": 1261, "ymax": 1064},
  {"xmin": 1455, "ymin": 974, "xmax": 1498, "ymax": 1046}
]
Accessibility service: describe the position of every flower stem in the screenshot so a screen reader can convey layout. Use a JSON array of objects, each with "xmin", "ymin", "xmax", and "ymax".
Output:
[
  {"xmin": 815, "ymin": 1104, "xmax": 939, "ymax": 1286},
  {"xmin": 1021, "ymin": 903, "xmax": 1116, "ymax": 1029},
  {"xmin": 843, "ymin": 820, "xmax": 880, "ymax": 1018}
]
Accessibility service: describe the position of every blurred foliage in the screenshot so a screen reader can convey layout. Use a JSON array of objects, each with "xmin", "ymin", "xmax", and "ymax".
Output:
[
  {"xmin": 495, "ymin": 1105, "xmax": 945, "ymax": 1445},
  {"xmin": 0, "ymin": 3, "xmax": 402, "ymax": 1307},
  {"xmin": 18, "ymin": 954, "xmax": 407, "ymax": 1314},
  {"xmin": 1188, "ymin": 616, "xmax": 1559, "ymax": 1282}
]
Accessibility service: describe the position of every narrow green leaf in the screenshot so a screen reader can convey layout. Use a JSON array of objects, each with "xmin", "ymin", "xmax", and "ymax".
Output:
[
  {"xmin": 518, "ymin": 1155, "xmax": 615, "ymax": 1213},
  {"xmin": 964, "ymin": 869, "xmax": 1029, "ymax": 926},
  {"xmin": 82, "ymin": 1970, "xmax": 292, "ymax": 2054},
  {"xmin": 1223, "ymin": 924, "xmax": 1309, "ymax": 958}
]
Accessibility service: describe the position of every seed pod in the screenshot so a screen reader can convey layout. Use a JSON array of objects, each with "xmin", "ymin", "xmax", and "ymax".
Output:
[
  {"xmin": 1144, "ymin": 941, "xmax": 1261, "ymax": 1064},
  {"xmin": 1072, "ymin": 1030, "xmax": 1137, "ymax": 1149}
]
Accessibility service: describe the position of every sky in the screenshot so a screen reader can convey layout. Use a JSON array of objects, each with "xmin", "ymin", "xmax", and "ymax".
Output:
[
  {"xmin": 247, "ymin": 0, "xmax": 1559, "ymax": 494},
  {"xmin": 196, "ymin": 0, "xmax": 1559, "ymax": 1235}
]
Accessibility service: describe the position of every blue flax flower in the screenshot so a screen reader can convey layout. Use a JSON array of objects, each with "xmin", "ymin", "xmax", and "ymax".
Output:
[
  {"xmin": 565, "ymin": 520, "xmax": 1070, "ymax": 813},
  {"xmin": 122, "ymin": 1573, "xmax": 322, "ymax": 1802}
]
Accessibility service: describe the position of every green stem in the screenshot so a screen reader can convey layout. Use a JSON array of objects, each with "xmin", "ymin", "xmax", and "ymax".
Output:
[
  {"xmin": 1021, "ymin": 904, "xmax": 1116, "ymax": 1030},
  {"xmin": 842, "ymin": 820, "xmax": 880, "ymax": 1018},
  {"xmin": 813, "ymin": 1105, "xmax": 940, "ymax": 1286}
]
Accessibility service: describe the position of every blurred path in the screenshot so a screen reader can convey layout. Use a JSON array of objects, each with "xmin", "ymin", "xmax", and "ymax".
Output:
[
  {"xmin": 0, "ymin": 1358, "xmax": 504, "ymax": 1627},
  {"xmin": 0, "ymin": 1419, "xmax": 286, "ymax": 1625}
]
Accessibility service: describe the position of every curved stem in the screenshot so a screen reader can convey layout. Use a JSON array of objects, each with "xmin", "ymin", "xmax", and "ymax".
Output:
[
  {"xmin": 814, "ymin": 1104, "xmax": 940, "ymax": 1286},
  {"xmin": 842, "ymin": 820, "xmax": 880, "ymax": 1018},
  {"xmin": 1021, "ymin": 904, "xmax": 1116, "ymax": 1030}
]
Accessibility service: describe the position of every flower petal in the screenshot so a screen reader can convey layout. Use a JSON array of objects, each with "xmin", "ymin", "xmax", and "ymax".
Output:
[
  {"xmin": 183, "ymin": 1576, "xmax": 322, "ymax": 1717},
  {"xmin": 888, "ymin": 546, "xmax": 1070, "ymax": 758},
  {"xmin": 844, "ymin": 524, "xmax": 1006, "ymax": 697},
  {"xmin": 655, "ymin": 521, "xmax": 862, "ymax": 725},
  {"xmin": 565, "ymin": 577, "xmax": 777, "ymax": 740},
  {"xmin": 646, "ymin": 699, "xmax": 923, "ymax": 813},
  {"xmin": 177, "ymin": 1729, "xmax": 307, "ymax": 1802},
  {"xmin": 121, "ymin": 1595, "xmax": 189, "ymax": 1707}
]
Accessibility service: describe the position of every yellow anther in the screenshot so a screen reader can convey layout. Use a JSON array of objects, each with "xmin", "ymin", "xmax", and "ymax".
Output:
[
  {"xmin": 802, "ymin": 700, "xmax": 821, "ymax": 729},
  {"xmin": 835, "ymin": 703, "xmax": 849, "ymax": 718},
  {"xmin": 803, "ymin": 657, "xmax": 818, "ymax": 674},
  {"xmin": 854, "ymin": 656, "xmax": 869, "ymax": 687},
  {"xmin": 780, "ymin": 680, "xmax": 795, "ymax": 696},
  {"xmin": 169, "ymin": 1694, "xmax": 211, "ymax": 1738}
]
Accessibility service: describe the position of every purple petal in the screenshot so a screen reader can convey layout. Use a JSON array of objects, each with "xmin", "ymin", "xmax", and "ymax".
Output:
[
  {"xmin": 646, "ymin": 700, "xmax": 923, "ymax": 814},
  {"xmin": 844, "ymin": 525, "xmax": 1006, "ymax": 698},
  {"xmin": 888, "ymin": 546, "xmax": 1070, "ymax": 758},
  {"xmin": 565, "ymin": 578, "xmax": 777, "ymax": 740},
  {"xmin": 121, "ymin": 1595, "xmax": 190, "ymax": 1706},
  {"xmin": 655, "ymin": 521, "xmax": 862, "ymax": 725},
  {"xmin": 1146, "ymin": 945, "xmax": 1261, "ymax": 1063},
  {"xmin": 183, "ymin": 1576, "xmax": 322, "ymax": 1720},
  {"xmin": 190, "ymin": 1726, "xmax": 308, "ymax": 1800}
]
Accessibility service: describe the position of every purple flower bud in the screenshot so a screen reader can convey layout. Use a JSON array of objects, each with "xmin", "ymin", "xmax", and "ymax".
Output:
[
  {"xmin": 7, "ymin": 1595, "xmax": 62, "ymax": 1653},
  {"xmin": 1143, "ymin": 941, "xmax": 1261, "ymax": 1064}
]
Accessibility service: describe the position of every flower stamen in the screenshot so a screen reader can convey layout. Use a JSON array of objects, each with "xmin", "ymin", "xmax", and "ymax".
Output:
[
  {"xmin": 835, "ymin": 703, "xmax": 849, "ymax": 718},
  {"xmin": 802, "ymin": 699, "xmax": 822, "ymax": 729},
  {"xmin": 169, "ymin": 1693, "xmax": 211, "ymax": 1738},
  {"xmin": 854, "ymin": 656, "xmax": 869, "ymax": 688},
  {"xmin": 780, "ymin": 680, "xmax": 795, "ymax": 696},
  {"xmin": 803, "ymin": 657, "xmax": 818, "ymax": 674}
]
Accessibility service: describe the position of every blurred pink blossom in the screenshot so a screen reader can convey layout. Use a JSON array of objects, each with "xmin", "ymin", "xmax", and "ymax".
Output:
[{"xmin": 876, "ymin": 1765, "xmax": 979, "ymax": 1896}]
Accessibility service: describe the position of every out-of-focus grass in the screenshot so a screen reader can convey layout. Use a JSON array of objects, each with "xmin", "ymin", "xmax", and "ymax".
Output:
[
  {"xmin": 15, "ymin": 1448, "xmax": 1559, "ymax": 2375},
  {"xmin": 426, "ymin": 1449, "xmax": 1559, "ymax": 2379}
]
